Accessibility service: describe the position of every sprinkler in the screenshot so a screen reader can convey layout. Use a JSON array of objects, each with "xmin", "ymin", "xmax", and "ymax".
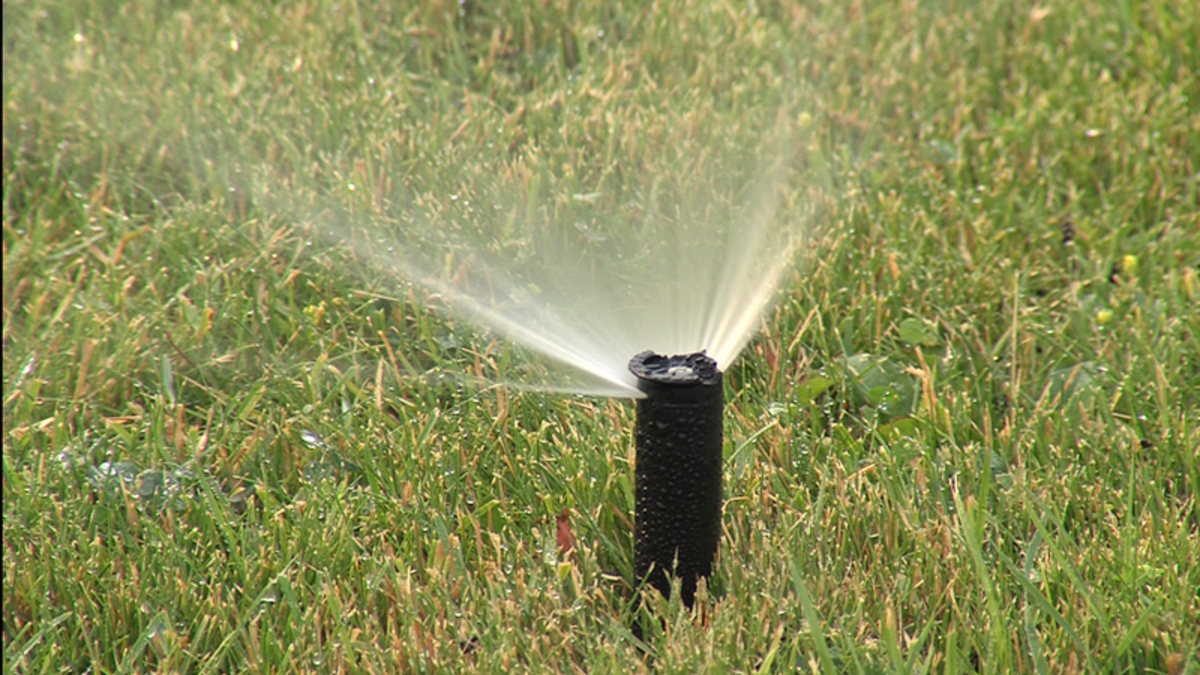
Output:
[{"xmin": 628, "ymin": 350, "xmax": 723, "ymax": 608}]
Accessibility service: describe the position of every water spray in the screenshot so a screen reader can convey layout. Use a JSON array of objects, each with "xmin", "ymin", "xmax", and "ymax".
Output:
[
  {"xmin": 339, "ymin": 128, "xmax": 798, "ymax": 610},
  {"xmin": 628, "ymin": 350, "xmax": 723, "ymax": 608}
]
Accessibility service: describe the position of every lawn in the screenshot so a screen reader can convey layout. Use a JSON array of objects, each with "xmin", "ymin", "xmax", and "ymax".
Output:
[{"xmin": 3, "ymin": 0, "xmax": 1198, "ymax": 672}]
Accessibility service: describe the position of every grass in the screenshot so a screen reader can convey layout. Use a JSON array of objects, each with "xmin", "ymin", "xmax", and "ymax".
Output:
[{"xmin": 3, "ymin": 0, "xmax": 1198, "ymax": 672}]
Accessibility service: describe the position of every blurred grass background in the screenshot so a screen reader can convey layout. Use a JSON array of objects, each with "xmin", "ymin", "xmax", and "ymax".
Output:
[{"xmin": 3, "ymin": 0, "xmax": 1198, "ymax": 672}]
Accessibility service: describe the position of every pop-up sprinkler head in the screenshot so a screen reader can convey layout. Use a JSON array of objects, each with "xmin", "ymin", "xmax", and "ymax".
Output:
[{"xmin": 628, "ymin": 350, "xmax": 723, "ymax": 608}]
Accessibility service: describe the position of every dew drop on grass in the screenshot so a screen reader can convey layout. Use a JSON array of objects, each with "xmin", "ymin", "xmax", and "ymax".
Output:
[{"xmin": 301, "ymin": 430, "xmax": 328, "ymax": 450}]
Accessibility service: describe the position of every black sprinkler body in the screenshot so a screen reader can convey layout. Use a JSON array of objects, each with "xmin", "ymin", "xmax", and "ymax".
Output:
[{"xmin": 628, "ymin": 350, "xmax": 723, "ymax": 607}]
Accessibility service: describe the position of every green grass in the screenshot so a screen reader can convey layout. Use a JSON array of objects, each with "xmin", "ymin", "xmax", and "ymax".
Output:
[{"xmin": 4, "ymin": 0, "xmax": 1198, "ymax": 672}]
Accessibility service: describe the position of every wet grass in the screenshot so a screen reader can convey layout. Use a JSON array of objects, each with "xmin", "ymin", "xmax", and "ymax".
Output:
[{"xmin": 4, "ymin": 0, "xmax": 1198, "ymax": 672}]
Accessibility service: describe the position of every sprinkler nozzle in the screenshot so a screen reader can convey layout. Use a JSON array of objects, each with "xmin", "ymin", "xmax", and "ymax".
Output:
[{"xmin": 628, "ymin": 350, "xmax": 723, "ymax": 608}]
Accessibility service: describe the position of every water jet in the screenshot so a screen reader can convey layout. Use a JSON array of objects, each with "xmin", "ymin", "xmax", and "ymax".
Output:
[{"xmin": 628, "ymin": 350, "xmax": 723, "ymax": 607}]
